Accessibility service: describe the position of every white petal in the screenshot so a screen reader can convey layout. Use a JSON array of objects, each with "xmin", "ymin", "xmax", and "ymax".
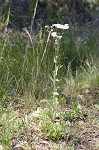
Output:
[
  {"xmin": 52, "ymin": 24, "xmax": 69, "ymax": 30},
  {"xmin": 51, "ymin": 32, "xmax": 57, "ymax": 37}
]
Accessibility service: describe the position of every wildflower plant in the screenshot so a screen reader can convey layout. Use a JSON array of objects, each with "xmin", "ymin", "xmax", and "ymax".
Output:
[{"xmin": 49, "ymin": 24, "xmax": 69, "ymax": 120}]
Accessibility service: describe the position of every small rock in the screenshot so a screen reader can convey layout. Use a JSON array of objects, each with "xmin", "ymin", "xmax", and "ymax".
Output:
[
  {"xmin": 78, "ymin": 120, "xmax": 84, "ymax": 126},
  {"xmin": 12, "ymin": 145, "xmax": 25, "ymax": 150},
  {"xmin": 12, "ymin": 141, "xmax": 31, "ymax": 150},
  {"xmin": 40, "ymin": 140, "xmax": 49, "ymax": 145}
]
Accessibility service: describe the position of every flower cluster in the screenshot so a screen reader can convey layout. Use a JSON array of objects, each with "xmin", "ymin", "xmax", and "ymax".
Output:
[
  {"xmin": 52, "ymin": 24, "xmax": 69, "ymax": 30},
  {"xmin": 51, "ymin": 32, "xmax": 62, "ymax": 39},
  {"xmin": 51, "ymin": 24, "xmax": 69, "ymax": 39}
]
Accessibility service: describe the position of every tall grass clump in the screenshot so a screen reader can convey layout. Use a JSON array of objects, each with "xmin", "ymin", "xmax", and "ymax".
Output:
[{"xmin": 62, "ymin": 59, "xmax": 99, "ymax": 100}]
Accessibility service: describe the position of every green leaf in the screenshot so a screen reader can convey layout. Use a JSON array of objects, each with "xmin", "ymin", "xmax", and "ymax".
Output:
[
  {"xmin": 53, "ymin": 98, "xmax": 59, "ymax": 106},
  {"xmin": 54, "ymin": 58, "xmax": 57, "ymax": 63},
  {"xmin": 49, "ymin": 74, "xmax": 53, "ymax": 82},
  {"xmin": 40, "ymin": 99, "xmax": 49, "ymax": 104},
  {"xmin": 95, "ymin": 104, "xmax": 99, "ymax": 110},
  {"xmin": 53, "ymin": 92, "xmax": 59, "ymax": 96}
]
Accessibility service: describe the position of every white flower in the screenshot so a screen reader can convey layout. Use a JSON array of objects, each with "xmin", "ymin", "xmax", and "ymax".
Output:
[
  {"xmin": 51, "ymin": 32, "xmax": 57, "ymax": 37},
  {"xmin": 51, "ymin": 32, "xmax": 62, "ymax": 39},
  {"xmin": 0, "ymin": 56, "xmax": 3, "ymax": 60},
  {"xmin": 52, "ymin": 24, "xmax": 69, "ymax": 30}
]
